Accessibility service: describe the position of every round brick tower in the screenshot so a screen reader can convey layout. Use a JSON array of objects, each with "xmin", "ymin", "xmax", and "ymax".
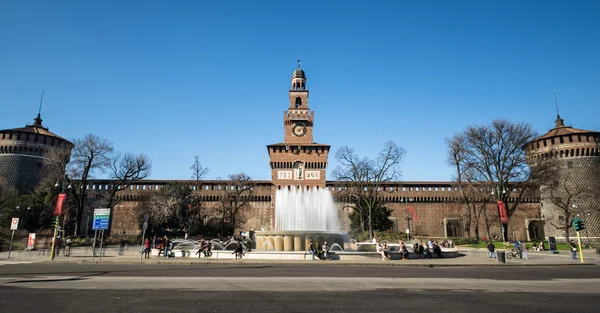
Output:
[
  {"xmin": 526, "ymin": 115, "xmax": 600, "ymax": 243},
  {"xmin": 0, "ymin": 113, "xmax": 73, "ymax": 193}
]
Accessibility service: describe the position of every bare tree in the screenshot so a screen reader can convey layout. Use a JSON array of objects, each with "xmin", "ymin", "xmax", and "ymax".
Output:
[
  {"xmin": 190, "ymin": 156, "xmax": 209, "ymax": 227},
  {"xmin": 217, "ymin": 173, "xmax": 254, "ymax": 236},
  {"xmin": 105, "ymin": 153, "xmax": 152, "ymax": 208},
  {"xmin": 66, "ymin": 134, "xmax": 114, "ymax": 236},
  {"xmin": 38, "ymin": 146, "xmax": 72, "ymax": 192},
  {"xmin": 446, "ymin": 119, "xmax": 546, "ymax": 241},
  {"xmin": 142, "ymin": 182, "xmax": 190, "ymax": 232},
  {"xmin": 447, "ymin": 135, "xmax": 498, "ymax": 239},
  {"xmin": 332, "ymin": 141, "xmax": 405, "ymax": 239}
]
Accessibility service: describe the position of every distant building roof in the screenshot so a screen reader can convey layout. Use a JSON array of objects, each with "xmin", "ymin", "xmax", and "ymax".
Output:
[
  {"xmin": 0, "ymin": 114, "xmax": 72, "ymax": 144},
  {"xmin": 537, "ymin": 115, "xmax": 597, "ymax": 140}
]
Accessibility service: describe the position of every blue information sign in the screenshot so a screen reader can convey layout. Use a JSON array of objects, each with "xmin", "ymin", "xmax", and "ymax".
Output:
[{"xmin": 92, "ymin": 208, "xmax": 111, "ymax": 230}]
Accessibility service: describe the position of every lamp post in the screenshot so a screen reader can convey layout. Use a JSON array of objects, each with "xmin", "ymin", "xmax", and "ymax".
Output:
[
  {"xmin": 402, "ymin": 196, "xmax": 413, "ymax": 241},
  {"xmin": 50, "ymin": 173, "xmax": 70, "ymax": 260},
  {"xmin": 491, "ymin": 185, "xmax": 507, "ymax": 242}
]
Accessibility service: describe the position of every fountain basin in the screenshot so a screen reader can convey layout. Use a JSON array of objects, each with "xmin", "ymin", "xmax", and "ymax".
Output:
[{"xmin": 255, "ymin": 231, "xmax": 346, "ymax": 252}]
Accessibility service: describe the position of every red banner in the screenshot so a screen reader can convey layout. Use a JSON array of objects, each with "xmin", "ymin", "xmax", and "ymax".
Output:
[
  {"xmin": 498, "ymin": 201, "xmax": 508, "ymax": 223},
  {"xmin": 408, "ymin": 206, "xmax": 418, "ymax": 222},
  {"xmin": 55, "ymin": 193, "xmax": 66, "ymax": 216}
]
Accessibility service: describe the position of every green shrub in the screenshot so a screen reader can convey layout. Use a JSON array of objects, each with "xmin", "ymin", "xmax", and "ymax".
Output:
[
  {"xmin": 349, "ymin": 230, "xmax": 407, "ymax": 242},
  {"xmin": 450, "ymin": 237, "xmax": 479, "ymax": 245}
]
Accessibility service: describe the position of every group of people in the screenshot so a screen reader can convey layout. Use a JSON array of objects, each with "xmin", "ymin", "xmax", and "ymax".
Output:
[
  {"xmin": 194, "ymin": 237, "xmax": 213, "ymax": 258},
  {"xmin": 372, "ymin": 239, "xmax": 444, "ymax": 260},
  {"xmin": 51, "ymin": 236, "xmax": 73, "ymax": 257},
  {"xmin": 486, "ymin": 240, "xmax": 529, "ymax": 259},
  {"xmin": 308, "ymin": 241, "xmax": 331, "ymax": 260},
  {"xmin": 146, "ymin": 235, "xmax": 173, "ymax": 258},
  {"xmin": 411, "ymin": 240, "xmax": 444, "ymax": 259}
]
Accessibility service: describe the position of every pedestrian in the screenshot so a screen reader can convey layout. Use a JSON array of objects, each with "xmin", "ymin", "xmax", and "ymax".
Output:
[
  {"xmin": 487, "ymin": 241, "xmax": 496, "ymax": 258},
  {"xmin": 569, "ymin": 240, "xmax": 578, "ymax": 259},
  {"xmin": 413, "ymin": 242, "xmax": 421, "ymax": 259},
  {"xmin": 309, "ymin": 241, "xmax": 317, "ymax": 260},
  {"xmin": 322, "ymin": 241, "xmax": 330, "ymax": 260},
  {"xmin": 54, "ymin": 236, "xmax": 62, "ymax": 257},
  {"xmin": 144, "ymin": 237, "xmax": 151, "ymax": 259},
  {"xmin": 65, "ymin": 237, "xmax": 72, "ymax": 257},
  {"xmin": 520, "ymin": 242, "xmax": 528, "ymax": 259},
  {"xmin": 513, "ymin": 240, "xmax": 522, "ymax": 259}
]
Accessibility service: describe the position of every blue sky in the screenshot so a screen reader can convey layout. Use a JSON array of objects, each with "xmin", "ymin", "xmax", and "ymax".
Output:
[{"xmin": 1, "ymin": 1, "xmax": 599, "ymax": 182}]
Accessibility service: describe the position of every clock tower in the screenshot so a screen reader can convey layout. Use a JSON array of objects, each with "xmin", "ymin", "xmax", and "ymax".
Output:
[{"xmin": 267, "ymin": 61, "xmax": 330, "ymax": 189}]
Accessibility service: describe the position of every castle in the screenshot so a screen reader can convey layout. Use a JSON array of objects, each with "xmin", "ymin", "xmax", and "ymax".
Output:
[{"xmin": 1, "ymin": 64, "xmax": 598, "ymax": 243}]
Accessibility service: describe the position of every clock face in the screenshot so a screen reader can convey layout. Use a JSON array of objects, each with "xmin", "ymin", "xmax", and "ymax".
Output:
[{"xmin": 292, "ymin": 124, "xmax": 307, "ymax": 137}]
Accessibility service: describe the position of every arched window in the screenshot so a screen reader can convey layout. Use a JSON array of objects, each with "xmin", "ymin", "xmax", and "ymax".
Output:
[{"xmin": 295, "ymin": 97, "xmax": 302, "ymax": 108}]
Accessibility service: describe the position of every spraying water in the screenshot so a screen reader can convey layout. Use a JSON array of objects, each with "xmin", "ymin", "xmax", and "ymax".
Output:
[{"xmin": 275, "ymin": 187, "xmax": 341, "ymax": 231}]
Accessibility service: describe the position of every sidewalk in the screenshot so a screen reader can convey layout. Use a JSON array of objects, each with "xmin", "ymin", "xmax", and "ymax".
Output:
[{"xmin": 1, "ymin": 246, "xmax": 598, "ymax": 266}]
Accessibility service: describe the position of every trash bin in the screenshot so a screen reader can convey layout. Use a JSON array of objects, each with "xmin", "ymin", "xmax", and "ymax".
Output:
[
  {"xmin": 497, "ymin": 251, "xmax": 506, "ymax": 263},
  {"xmin": 596, "ymin": 247, "xmax": 600, "ymax": 255}
]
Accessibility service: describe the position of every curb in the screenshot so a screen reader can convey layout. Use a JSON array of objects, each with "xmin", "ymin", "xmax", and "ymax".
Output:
[{"xmin": 40, "ymin": 259, "xmax": 598, "ymax": 267}]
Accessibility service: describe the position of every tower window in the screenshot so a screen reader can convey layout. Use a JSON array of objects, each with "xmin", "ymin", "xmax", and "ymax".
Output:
[{"xmin": 295, "ymin": 97, "xmax": 302, "ymax": 108}]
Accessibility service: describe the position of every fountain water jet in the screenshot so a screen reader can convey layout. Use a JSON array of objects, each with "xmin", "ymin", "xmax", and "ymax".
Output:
[
  {"xmin": 275, "ymin": 187, "xmax": 341, "ymax": 231},
  {"xmin": 256, "ymin": 187, "xmax": 346, "ymax": 251}
]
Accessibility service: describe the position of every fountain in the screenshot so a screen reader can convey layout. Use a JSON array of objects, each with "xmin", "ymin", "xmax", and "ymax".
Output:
[{"xmin": 255, "ymin": 187, "xmax": 346, "ymax": 251}]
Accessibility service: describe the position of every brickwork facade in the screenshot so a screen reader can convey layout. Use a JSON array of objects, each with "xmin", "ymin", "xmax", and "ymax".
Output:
[
  {"xmin": 79, "ymin": 178, "xmax": 540, "ymax": 241},
  {"xmin": 81, "ymin": 64, "xmax": 542, "ymax": 241},
  {"xmin": 0, "ymin": 114, "xmax": 73, "ymax": 193},
  {"xmin": 526, "ymin": 116, "xmax": 600, "ymax": 243}
]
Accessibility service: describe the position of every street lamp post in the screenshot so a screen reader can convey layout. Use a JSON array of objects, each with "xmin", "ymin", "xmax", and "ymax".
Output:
[
  {"xmin": 491, "ymin": 185, "xmax": 507, "ymax": 242},
  {"xmin": 50, "ymin": 173, "xmax": 70, "ymax": 260},
  {"xmin": 402, "ymin": 197, "xmax": 413, "ymax": 241}
]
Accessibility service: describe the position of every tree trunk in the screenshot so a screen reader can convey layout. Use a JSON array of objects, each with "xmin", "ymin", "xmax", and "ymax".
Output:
[
  {"xmin": 368, "ymin": 208, "xmax": 373, "ymax": 239},
  {"xmin": 483, "ymin": 207, "xmax": 491, "ymax": 240},
  {"xmin": 464, "ymin": 204, "xmax": 472, "ymax": 237}
]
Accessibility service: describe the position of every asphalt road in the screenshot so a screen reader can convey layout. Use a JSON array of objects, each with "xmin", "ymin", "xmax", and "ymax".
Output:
[
  {"xmin": 1, "ymin": 264, "xmax": 599, "ymax": 313},
  {"xmin": 1, "ymin": 263, "xmax": 599, "ymax": 279}
]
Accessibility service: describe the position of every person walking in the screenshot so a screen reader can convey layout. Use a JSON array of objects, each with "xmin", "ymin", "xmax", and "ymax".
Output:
[
  {"xmin": 144, "ymin": 238, "xmax": 151, "ymax": 259},
  {"xmin": 569, "ymin": 240, "xmax": 578, "ymax": 260},
  {"xmin": 520, "ymin": 242, "xmax": 528, "ymax": 260},
  {"xmin": 309, "ymin": 241, "xmax": 317, "ymax": 260},
  {"xmin": 487, "ymin": 241, "xmax": 496, "ymax": 258},
  {"xmin": 64, "ymin": 237, "xmax": 72, "ymax": 257},
  {"xmin": 163, "ymin": 236, "xmax": 169, "ymax": 258}
]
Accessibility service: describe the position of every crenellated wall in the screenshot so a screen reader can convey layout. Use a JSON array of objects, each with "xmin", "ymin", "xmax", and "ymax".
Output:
[{"xmin": 82, "ymin": 179, "xmax": 540, "ymax": 241}]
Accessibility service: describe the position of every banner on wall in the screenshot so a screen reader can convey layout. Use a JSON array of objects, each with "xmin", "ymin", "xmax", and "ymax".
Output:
[
  {"xmin": 54, "ymin": 193, "xmax": 66, "ymax": 215},
  {"xmin": 498, "ymin": 201, "xmax": 508, "ymax": 223}
]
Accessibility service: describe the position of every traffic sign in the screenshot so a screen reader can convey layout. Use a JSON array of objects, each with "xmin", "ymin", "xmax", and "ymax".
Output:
[
  {"xmin": 10, "ymin": 218, "xmax": 19, "ymax": 230},
  {"xmin": 93, "ymin": 208, "xmax": 110, "ymax": 230},
  {"xmin": 143, "ymin": 222, "xmax": 148, "ymax": 230}
]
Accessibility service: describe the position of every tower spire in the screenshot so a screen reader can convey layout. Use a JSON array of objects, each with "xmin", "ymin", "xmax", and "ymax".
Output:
[
  {"xmin": 553, "ymin": 89, "xmax": 565, "ymax": 128},
  {"xmin": 33, "ymin": 90, "xmax": 44, "ymax": 127}
]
